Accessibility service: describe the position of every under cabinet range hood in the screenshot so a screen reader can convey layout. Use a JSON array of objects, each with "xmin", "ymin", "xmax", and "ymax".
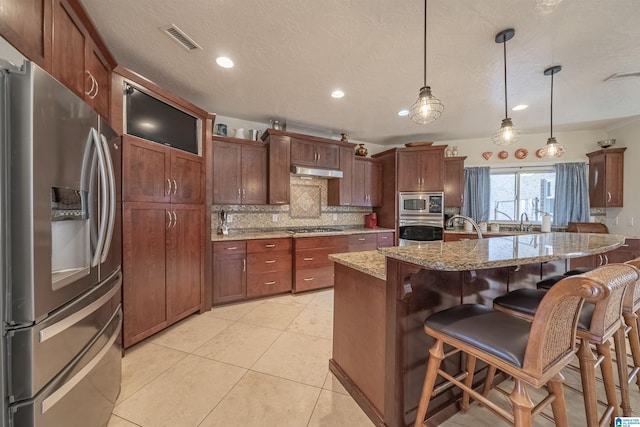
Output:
[{"xmin": 290, "ymin": 164, "xmax": 343, "ymax": 178}]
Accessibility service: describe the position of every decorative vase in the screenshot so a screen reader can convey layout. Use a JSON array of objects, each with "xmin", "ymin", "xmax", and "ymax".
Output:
[
  {"xmin": 452, "ymin": 146, "xmax": 459, "ymax": 156},
  {"xmin": 340, "ymin": 133, "xmax": 349, "ymax": 142},
  {"xmin": 355, "ymin": 144, "xmax": 368, "ymax": 157}
]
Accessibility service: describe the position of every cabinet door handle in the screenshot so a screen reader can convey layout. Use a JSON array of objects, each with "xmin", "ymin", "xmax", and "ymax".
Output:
[
  {"xmin": 265, "ymin": 260, "xmax": 276, "ymax": 264},
  {"xmin": 242, "ymin": 259, "xmax": 246, "ymax": 272},
  {"xmin": 172, "ymin": 179, "xmax": 177, "ymax": 195},
  {"xmin": 358, "ymin": 238, "xmax": 366, "ymax": 241},
  {"xmin": 264, "ymin": 244, "xmax": 276, "ymax": 248},
  {"xmin": 598, "ymin": 254, "xmax": 603, "ymax": 265},
  {"xmin": 84, "ymin": 70, "xmax": 97, "ymax": 98},
  {"xmin": 242, "ymin": 188, "xmax": 246, "ymax": 197},
  {"xmin": 303, "ymin": 277, "xmax": 314, "ymax": 281},
  {"xmin": 380, "ymin": 236, "xmax": 388, "ymax": 239},
  {"xmin": 238, "ymin": 188, "xmax": 241, "ymax": 198},
  {"xmin": 303, "ymin": 257, "xmax": 314, "ymax": 261},
  {"xmin": 265, "ymin": 281, "xmax": 277, "ymax": 285},
  {"xmin": 607, "ymin": 191, "xmax": 612, "ymax": 202},
  {"xmin": 171, "ymin": 210, "xmax": 177, "ymax": 228},
  {"xmin": 461, "ymin": 195, "xmax": 464, "ymax": 204},
  {"xmin": 225, "ymin": 246, "xmax": 238, "ymax": 250},
  {"xmin": 166, "ymin": 211, "xmax": 171, "ymax": 229},
  {"xmin": 604, "ymin": 254, "xmax": 609, "ymax": 264},
  {"xmin": 166, "ymin": 179, "xmax": 172, "ymax": 196}
]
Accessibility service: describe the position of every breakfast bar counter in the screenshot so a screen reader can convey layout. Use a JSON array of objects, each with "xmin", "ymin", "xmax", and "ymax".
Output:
[{"xmin": 329, "ymin": 232, "xmax": 626, "ymax": 427}]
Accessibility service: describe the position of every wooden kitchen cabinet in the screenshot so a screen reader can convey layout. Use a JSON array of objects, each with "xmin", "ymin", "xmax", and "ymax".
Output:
[
  {"xmin": 123, "ymin": 202, "xmax": 204, "ymax": 348},
  {"xmin": 397, "ymin": 147, "xmax": 445, "ymax": 192},
  {"xmin": 212, "ymin": 241, "xmax": 247, "ymax": 304},
  {"xmin": 291, "ymin": 138, "xmax": 340, "ymax": 169},
  {"xmin": 444, "ymin": 156, "xmax": 466, "ymax": 207},
  {"xmin": 328, "ymin": 146, "xmax": 355, "ymax": 206},
  {"xmin": 293, "ymin": 235, "xmax": 348, "ymax": 292},
  {"xmin": 212, "ymin": 138, "xmax": 267, "ymax": 205},
  {"xmin": 51, "ymin": 0, "xmax": 112, "ymax": 119},
  {"xmin": 123, "ymin": 135, "xmax": 204, "ymax": 204},
  {"xmin": 587, "ymin": 148, "xmax": 626, "ymax": 208},
  {"xmin": 246, "ymin": 238, "xmax": 292, "ymax": 298},
  {"xmin": 376, "ymin": 232, "xmax": 395, "ymax": 248},
  {"xmin": 348, "ymin": 233, "xmax": 378, "ymax": 252},
  {"xmin": 352, "ymin": 158, "xmax": 382, "ymax": 207},
  {"xmin": 0, "ymin": 0, "xmax": 51, "ymax": 68},
  {"xmin": 266, "ymin": 134, "xmax": 291, "ymax": 204}
]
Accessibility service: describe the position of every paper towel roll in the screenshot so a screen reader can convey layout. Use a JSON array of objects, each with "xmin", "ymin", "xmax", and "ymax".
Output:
[{"xmin": 541, "ymin": 213, "xmax": 551, "ymax": 232}]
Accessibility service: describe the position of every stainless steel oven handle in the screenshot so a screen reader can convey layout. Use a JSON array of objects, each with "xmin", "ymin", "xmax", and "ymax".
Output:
[
  {"xmin": 41, "ymin": 307, "xmax": 122, "ymax": 414},
  {"xmin": 39, "ymin": 274, "xmax": 121, "ymax": 343},
  {"xmin": 99, "ymin": 134, "xmax": 116, "ymax": 263},
  {"xmin": 91, "ymin": 128, "xmax": 109, "ymax": 268}
]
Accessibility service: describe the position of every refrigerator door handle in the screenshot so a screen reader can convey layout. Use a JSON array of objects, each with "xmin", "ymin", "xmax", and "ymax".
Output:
[
  {"xmin": 39, "ymin": 274, "xmax": 121, "ymax": 343},
  {"xmin": 41, "ymin": 308, "xmax": 122, "ymax": 414},
  {"xmin": 91, "ymin": 128, "xmax": 109, "ymax": 268},
  {"xmin": 99, "ymin": 134, "xmax": 116, "ymax": 263}
]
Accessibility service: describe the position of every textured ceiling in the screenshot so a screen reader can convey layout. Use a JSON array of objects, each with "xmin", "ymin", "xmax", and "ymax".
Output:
[{"xmin": 80, "ymin": 0, "xmax": 640, "ymax": 145}]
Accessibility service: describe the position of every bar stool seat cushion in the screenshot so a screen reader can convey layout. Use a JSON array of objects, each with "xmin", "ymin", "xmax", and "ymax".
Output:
[
  {"xmin": 494, "ymin": 288, "xmax": 595, "ymax": 330},
  {"xmin": 565, "ymin": 267, "xmax": 593, "ymax": 276},
  {"xmin": 425, "ymin": 304, "xmax": 530, "ymax": 368},
  {"xmin": 537, "ymin": 275, "xmax": 565, "ymax": 290}
]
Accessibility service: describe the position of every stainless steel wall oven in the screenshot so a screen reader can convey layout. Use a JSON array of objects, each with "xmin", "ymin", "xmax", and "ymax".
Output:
[{"xmin": 398, "ymin": 192, "xmax": 445, "ymax": 246}]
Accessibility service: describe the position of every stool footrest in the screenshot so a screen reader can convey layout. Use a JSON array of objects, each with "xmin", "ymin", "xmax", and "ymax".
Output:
[{"xmin": 431, "ymin": 372, "xmax": 468, "ymax": 397}]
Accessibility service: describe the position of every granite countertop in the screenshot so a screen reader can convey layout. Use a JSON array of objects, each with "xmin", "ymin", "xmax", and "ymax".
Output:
[
  {"xmin": 329, "ymin": 251, "xmax": 387, "ymax": 281},
  {"xmin": 211, "ymin": 227, "xmax": 395, "ymax": 242},
  {"xmin": 378, "ymin": 232, "xmax": 626, "ymax": 271}
]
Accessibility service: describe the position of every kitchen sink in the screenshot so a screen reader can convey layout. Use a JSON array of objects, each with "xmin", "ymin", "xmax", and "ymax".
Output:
[{"xmin": 286, "ymin": 227, "xmax": 344, "ymax": 234}]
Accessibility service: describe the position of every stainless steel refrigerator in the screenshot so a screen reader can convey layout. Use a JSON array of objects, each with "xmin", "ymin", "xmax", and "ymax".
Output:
[{"xmin": 1, "ymin": 60, "xmax": 122, "ymax": 426}]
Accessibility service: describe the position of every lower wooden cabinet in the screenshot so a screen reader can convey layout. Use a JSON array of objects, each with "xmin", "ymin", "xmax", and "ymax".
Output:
[
  {"xmin": 376, "ymin": 232, "xmax": 395, "ymax": 248},
  {"xmin": 293, "ymin": 235, "xmax": 348, "ymax": 293},
  {"xmin": 212, "ymin": 241, "xmax": 247, "ymax": 304},
  {"xmin": 123, "ymin": 202, "xmax": 204, "ymax": 348},
  {"xmin": 348, "ymin": 233, "xmax": 378, "ymax": 252},
  {"xmin": 569, "ymin": 238, "xmax": 640, "ymax": 269}
]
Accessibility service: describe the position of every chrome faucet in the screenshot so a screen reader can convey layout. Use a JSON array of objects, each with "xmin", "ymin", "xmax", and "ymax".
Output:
[
  {"xmin": 447, "ymin": 214, "xmax": 483, "ymax": 239},
  {"xmin": 519, "ymin": 212, "xmax": 529, "ymax": 232}
]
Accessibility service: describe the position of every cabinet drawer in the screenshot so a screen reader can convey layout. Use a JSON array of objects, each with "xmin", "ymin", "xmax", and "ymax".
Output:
[
  {"xmin": 376, "ymin": 232, "xmax": 394, "ymax": 248},
  {"xmin": 247, "ymin": 270, "xmax": 292, "ymax": 298},
  {"xmin": 248, "ymin": 251, "xmax": 292, "ymax": 273},
  {"xmin": 213, "ymin": 241, "xmax": 247, "ymax": 255},
  {"xmin": 294, "ymin": 266, "xmax": 334, "ymax": 292},
  {"xmin": 247, "ymin": 238, "xmax": 292, "ymax": 253},
  {"xmin": 349, "ymin": 243, "xmax": 378, "ymax": 252},
  {"xmin": 348, "ymin": 233, "xmax": 377, "ymax": 246},
  {"xmin": 295, "ymin": 248, "xmax": 340, "ymax": 269},
  {"xmin": 294, "ymin": 235, "xmax": 348, "ymax": 250}
]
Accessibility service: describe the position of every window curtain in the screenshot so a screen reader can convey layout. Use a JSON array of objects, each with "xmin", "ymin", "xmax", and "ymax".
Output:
[
  {"xmin": 461, "ymin": 167, "xmax": 490, "ymax": 222},
  {"xmin": 553, "ymin": 162, "xmax": 590, "ymax": 227}
]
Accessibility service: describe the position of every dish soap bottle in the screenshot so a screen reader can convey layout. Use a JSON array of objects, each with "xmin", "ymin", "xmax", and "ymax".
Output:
[{"xmin": 541, "ymin": 213, "xmax": 552, "ymax": 232}]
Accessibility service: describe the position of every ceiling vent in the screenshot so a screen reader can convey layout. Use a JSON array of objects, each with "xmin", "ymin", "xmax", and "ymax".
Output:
[
  {"xmin": 603, "ymin": 72, "xmax": 640, "ymax": 81},
  {"xmin": 161, "ymin": 24, "xmax": 202, "ymax": 51}
]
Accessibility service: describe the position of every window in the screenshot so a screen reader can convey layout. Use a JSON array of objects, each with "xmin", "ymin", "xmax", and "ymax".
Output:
[{"xmin": 489, "ymin": 168, "xmax": 556, "ymax": 223}]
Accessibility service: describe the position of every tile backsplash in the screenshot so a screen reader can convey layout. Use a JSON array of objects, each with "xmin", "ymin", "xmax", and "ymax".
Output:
[{"xmin": 212, "ymin": 176, "xmax": 371, "ymax": 233}]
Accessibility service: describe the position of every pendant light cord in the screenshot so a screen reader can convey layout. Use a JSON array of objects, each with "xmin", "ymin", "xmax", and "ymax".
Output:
[
  {"xmin": 423, "ymin": 0, "xmax": 427, "ymax": 87},
  {"xmin": 503, "ymin": 39, "xmax": 508, "ymax": 118},
  {"xmin": 550, "ymin": 72, "xmax": 554, "ymax": 138}
]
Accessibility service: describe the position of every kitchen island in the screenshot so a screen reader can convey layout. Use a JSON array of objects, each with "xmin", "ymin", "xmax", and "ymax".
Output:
[{"xmin": 329, "ymin": 232, "xmax": 626, "ymax": 427}]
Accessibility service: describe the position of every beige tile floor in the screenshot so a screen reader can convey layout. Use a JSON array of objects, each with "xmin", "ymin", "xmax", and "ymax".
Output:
[{"xmin": 109, "ymin": 289, "xmax": 640, "ymax": 427}]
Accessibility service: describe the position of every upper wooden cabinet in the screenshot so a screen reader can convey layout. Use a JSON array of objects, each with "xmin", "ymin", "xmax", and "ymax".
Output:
[
  {"xmin": 266, "ymin": 134, "xmax": 290, "ymax": 205},
  {"xmin": 0, "ymin": 0, "xmax": 51, "ymax": 68},
  {"xmin": 587, "ymin": 147, "xmax": 626, "ymax": 208},
  {"xmin": 291, "ymin": 138, "xmax": 340, "ymax": 169},
  {"xmin": 352, "ymin": 158, "xmax": 382, "ymax": 207},
  {"xmin": 50, "ymin": 0, "xmax": 113, "ymax": 119},
  {"xmin": 397, "ymin": 146, "xmax": 445, "ymax": 192},
  {"xmin": 444, "ymin": 156, "xmax": 466, "ymax": 207},
  {"xmin": 212, "ymin": 137, "xmax": 267, "ymax": 205},
  {"xmin": 123, "ymin": 135, "xmax": 204, "ymax": 204},
  {"xmin": 327, "ymin": 146, "xmax": 355, "ymax": 206}
]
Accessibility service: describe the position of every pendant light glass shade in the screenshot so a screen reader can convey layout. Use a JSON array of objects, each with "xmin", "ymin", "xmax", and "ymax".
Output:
[
  {"xmin": 492, "ymin": 28, "xmax": 520, "ymax": 146},
  {"xmin": 539, "ymin": 65, "xmax": 566, "ymax": 158},
  {"xmin": 409, "ymin": 86, "xmax": 444, "ymax": 124},
  {"xmin": 410, "ymin": 0, "xmax": 443, "ymax": 124}
]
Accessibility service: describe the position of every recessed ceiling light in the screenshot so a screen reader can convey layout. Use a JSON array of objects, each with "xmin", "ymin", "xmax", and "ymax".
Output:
[
  {"xmin": 512, "ymin": 104, "xmax": 528, "ymax": 111},
  {"xmin": 398, "ymin": 109, "xmax": 410, "ymax": 116},
  {"xmin": 331, "ymin": 90, "xmax": 345, "ymax": 98},
  {"xmin": 216, "ymin": 57, "xmax": 234, "ymax": 68}
]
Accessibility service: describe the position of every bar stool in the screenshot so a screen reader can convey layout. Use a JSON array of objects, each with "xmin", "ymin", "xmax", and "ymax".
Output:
[
  {"xmin": 537, "ymin": 266, "xmax": 593, "ymax": 290},
  {"xmin": 412, "ymin": 267, "xmax": 623, "ymax": 427},
  {"xmin": 492, "ymin": 264, "xmax": 639, "ymax": 426},
  {"xmin": 623, "ymin": 258, "xmax": 640, "ymax": 391}
]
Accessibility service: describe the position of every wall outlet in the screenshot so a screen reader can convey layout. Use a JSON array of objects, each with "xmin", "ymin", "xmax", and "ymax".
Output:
[
  {"xmin": 627, "ymin": 217, "xmax": 634, "ymax": 227},
  {"xmin": 227, "ymin": 214, "xmax": 233, "ymax": 223},
  {"xmin": 332, "ymin": 213, "xmax": 338, "ymax": 221},
  {"xmin": 272, "ymin": 214, "xmax": 278, "ymax": 222}
]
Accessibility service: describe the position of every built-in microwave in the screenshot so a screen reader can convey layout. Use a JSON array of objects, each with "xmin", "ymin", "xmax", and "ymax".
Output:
[{"xmin": 398, "ymin": 192, "xmax": 444, "ymax": 216}]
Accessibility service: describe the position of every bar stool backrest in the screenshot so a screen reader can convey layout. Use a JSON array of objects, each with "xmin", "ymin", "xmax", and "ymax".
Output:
[
  {"xmin": 624, "ymin": 258, "xmax": 640, "ymax": 312},
  {"xmin": 523, "ymin": 264, "xmax": 638, "ymax": 375}
]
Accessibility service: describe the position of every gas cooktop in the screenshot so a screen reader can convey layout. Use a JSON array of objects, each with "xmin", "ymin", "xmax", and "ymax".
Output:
[{"xmin": 286, "ymin": 227, "xmax": 344, "ymax": 234}]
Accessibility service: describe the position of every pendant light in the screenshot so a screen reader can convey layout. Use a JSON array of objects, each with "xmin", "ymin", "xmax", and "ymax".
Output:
[
  {"xmin": 539, "ymin": 65, "xmax": 566, "ymax": 158},
  {"xmin": 409, "ymin": 0, "xmax": 444, "ymax": 124},
  {"xmin": 491, "ymin": 28, "xmax": 521, "ymax": 146}
]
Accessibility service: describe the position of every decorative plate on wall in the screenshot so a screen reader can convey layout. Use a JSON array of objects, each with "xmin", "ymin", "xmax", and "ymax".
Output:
[
  {"xmin": 535, "ymin": 148, "xmax": 545, "ymax": 158},
  {"xmin": 514, "ymin": 148, "xmax": 528, "ymax": 159},
  {"xmin": 482, "ymin": 151, "xmax": 493, "ymax": 160},
  {"xmin": 498, "ymin": 150, "xmax": 509, "ymax": 160}
]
